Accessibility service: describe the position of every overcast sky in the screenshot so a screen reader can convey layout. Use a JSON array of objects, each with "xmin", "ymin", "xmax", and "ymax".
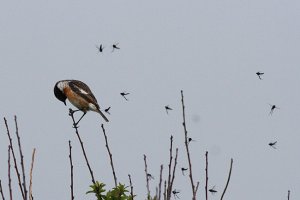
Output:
[{"xmin": 0, "ymin": 0, "xmax": 300, "ymax": 199}]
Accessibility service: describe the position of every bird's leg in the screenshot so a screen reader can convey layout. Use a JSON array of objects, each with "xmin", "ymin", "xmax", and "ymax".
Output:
[
  {"xmin": 69, "ymin": 108, "xmax": 80, "ymax": 116},
  {"xmin": 73, "ymin": 112, "xmax": 86, "ymax": 127}
]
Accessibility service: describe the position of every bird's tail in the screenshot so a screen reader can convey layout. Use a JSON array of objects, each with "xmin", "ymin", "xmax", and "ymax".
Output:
[{"xmin": 97, "ymin": 109, "xmax": 109, "ymax": 122}]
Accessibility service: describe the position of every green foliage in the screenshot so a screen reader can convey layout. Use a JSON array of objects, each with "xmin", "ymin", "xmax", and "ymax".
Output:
[
  {"xmin": 147, "ymin": 195, "xmax": 158, "ymax": 200},
  {"xmin": 86, "ymin": 181, "xmax": 135, "ymax": 200}
]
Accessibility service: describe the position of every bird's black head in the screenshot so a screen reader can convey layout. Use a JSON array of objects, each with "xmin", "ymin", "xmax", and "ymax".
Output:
[{"xmin": 54, "ymin": 82, "xmax": 67, "ymax": 105}]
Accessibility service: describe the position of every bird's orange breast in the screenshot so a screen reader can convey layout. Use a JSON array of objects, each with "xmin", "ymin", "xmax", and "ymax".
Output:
[{"xmin": 64, "ymin": 87, "xmax": 89, "ymax": 111}]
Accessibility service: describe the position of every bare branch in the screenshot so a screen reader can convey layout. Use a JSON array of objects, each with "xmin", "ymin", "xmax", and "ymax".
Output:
[
  {"xmin": 14, "ymin": 116, "xmax": 27, "ymax": 200},
  {"xmin": 0, "ymin": 179, "xmax": 5, "ymax": 200},
  {"xmin": 195, "ymin": 182, "xmax": 200, "ymax": 197},
  {"xmin": 205, "ymin": 151, "xmax": 208, "ymax": 200},
  {"xmin": 69, "ymin": 109, "xmax": 95, "ymax": 184},
  {"xmin": 166, "ymin": 135, "xmax": 174, "ymax": 200},
  {"xmin": 4, "ymin": 118, "xmax": 25, "ymax": 199},
  {"xmin": 143, "ymin": 155, "xmax": 150, "ymax": 199},
  {"xmin": 158, "ymin": 165, "xmax": 163, "ymax": 200},
  {"xmin": 170, "ymin": 148, "xmax": 178, "ymax": 191},
  {"xmin": 68, "ymin": 141, "xmax": 74, "ymax": 200},
  {"xmin": 180, "ymin": 91, "xmax": 198, "ymax": 200},
  {"xmin": 220, "ymin": 158, "xmax": 233, "ymax": 200},
  {"xmin": 29, "ymin": 148, "xmax": 36, "ymax": 200},
  {"xmin": 101, "ymin": 124, "xmax": 117, "ymax": 187},
  {"xmin": 8, "ymin": 146, "xmax": 12, "ymax": 200},
  {"xmin": 155, "ymin": 187, "xmax": 158, "ymax": 199},
  {"xmin": 163, "ymin": 180, "xmax": 167, "ymax": 200},
  {"xmin": 128, "ymin": 174, "xmax": 134, "ymax": 200}
]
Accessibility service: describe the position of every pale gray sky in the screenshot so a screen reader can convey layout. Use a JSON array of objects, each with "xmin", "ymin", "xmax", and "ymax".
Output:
[{"xmin": 1, "ymin": 0, "xmax": 300, "ymax": 199}]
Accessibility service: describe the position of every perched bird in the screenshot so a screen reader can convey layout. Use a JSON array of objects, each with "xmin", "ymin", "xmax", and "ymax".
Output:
[
  {"xmin": 256, "ymin": 71, "xmax": 264, "ymax": 80},
  {"xmin": 181, "ymin": 167, "xmax": 188, "ymax": 175},
  {"xmin": 269, "ymin": 104, "xmax": 279, "ymax": 115},
  {"xmin": 112, "ymin": 43, "xmax": 120, "ymax": 52},
  {"xmin": 54, "ymin": 80, "xmax": 109, "ymax": 126},
  {"xmin": 104, "ymin": 107, "xmax": 111, "ymax": 115},
  {"xmin": 165, "ymin": 105, "xmax": 173, "ymax": 114},
  {"xmin": 96, "ymin": 44, "xmax": 104, "ymax": 53},
  {"xmin": 120, "ymin": 92, "xmax": 130, "ymax": 101},
  {"xmin": 209, "ymin": 186, "xmax": 217, "ymax": 194},
  {"xmin": 269, "ymin": 141, "xmax": 277, "ymax": 149}
]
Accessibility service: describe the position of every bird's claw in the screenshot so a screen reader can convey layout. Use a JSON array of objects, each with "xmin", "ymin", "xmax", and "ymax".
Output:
[
  {"xmin": 72, "ymin": 123, "xmax": 79, "ymax": 129},
  {"xmin": 69, "ymin": 108, "xmax": 74, "ymax": 116}
]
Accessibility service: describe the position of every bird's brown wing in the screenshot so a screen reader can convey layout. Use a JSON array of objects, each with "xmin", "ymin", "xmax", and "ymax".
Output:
[{"xmin": 69, "ymin": 80, "xmax": 99, "ymax": 108}]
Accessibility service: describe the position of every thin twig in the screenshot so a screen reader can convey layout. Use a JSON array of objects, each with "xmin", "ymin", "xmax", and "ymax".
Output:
[
  {"xmin": 0, "ymin": 179, "xmax": 5, "ymax": 200},
  {"xmin": 69, "ymin": 109, "xmax": 95, "ymax": 184},
  {"xmin": 181, "ymin": 91, "xmax": 199, "ymax": 200},
  {"xmin": 29, "ymin": 148, "xmax": 36, "ymax": 200},
  {"xmin": 4, "ymin": 118, "xmax": 25, "ymax": 199},
  {"xmin": 166, "ymin": 135, "xmax": 173, "ymax": 200},
  {"xmin": 8, "ymin": 146, "xmax": 12, "ymax": 200},
  {"xmin": 101, "ymin": 124, "xmax": 117, "ymax": 187},
  {"xmin": 163, "ymin": 180, "xmax": 167, "ymax": 200},
  {"xmin": 287, "ymin": 190, "xmax": 290, "ymax": 200},
  {"xmin": 68, "ymin": 141, "xmax": 74, "ymax": 200},
  {"xmin": 143, "ymin": 155, "xmax": 150, "ymax": 199},
  {"xmin": 205, "ymin": 151, "xmax": 208, "ymax": 200},
  {"xmin": 158, "ymin": 165, "xmax": 163, "ymax": 200},
  {"xmin": 220, "ymin": 158, "xmax": 233, "ymax": 200},
  {"xmin": 170, "ymin": 148, "xmax": 178, "ymax": 191},
  {"xmin": 14, "ymin": 116, "xmax": 27, "ymax": 200},
  {"xmin": 155, "ymin": 187, "xmax": 158, "ymax": 199},
  {"xmin": 128, "ymin": 174, "xmax": 134, "ymax": 200}
]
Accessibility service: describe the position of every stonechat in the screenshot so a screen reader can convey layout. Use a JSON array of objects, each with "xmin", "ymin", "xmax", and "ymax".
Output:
[{"xmin": 54, "ymin": 80, "xmax": 109, "ymax": 125}]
